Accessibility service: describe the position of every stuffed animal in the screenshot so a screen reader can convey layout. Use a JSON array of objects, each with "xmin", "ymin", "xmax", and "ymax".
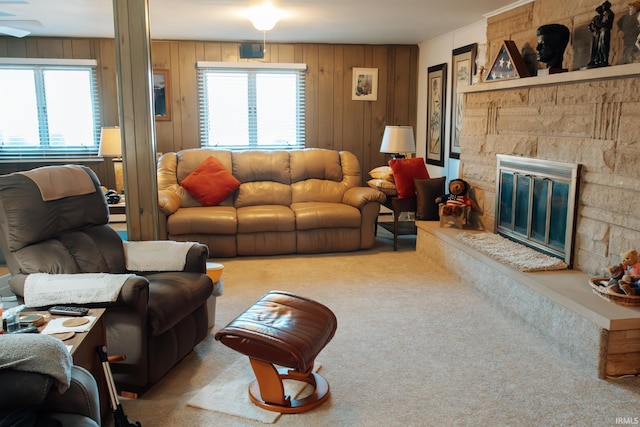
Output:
[
  {"xmin": 435, "ymin": 178, "xmax": 476, "ymax": 217},
  {"xmin": 619, "ymin": 249, "xmax": 640, "ymax": 295},
  {"xmin": 605, "ymin": 249, "xmax": 640, "ymax": 295}
]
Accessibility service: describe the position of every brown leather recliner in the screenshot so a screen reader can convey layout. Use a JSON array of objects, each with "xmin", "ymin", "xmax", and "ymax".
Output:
[{"xmin": 0, "ymin": 165, "xmax": 213, "ymax": 395}]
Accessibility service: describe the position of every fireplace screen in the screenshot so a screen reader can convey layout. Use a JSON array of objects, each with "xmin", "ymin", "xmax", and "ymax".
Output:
[{"xmin": 495, "ymin": 155, "xmax": 581, "ymax": 266}]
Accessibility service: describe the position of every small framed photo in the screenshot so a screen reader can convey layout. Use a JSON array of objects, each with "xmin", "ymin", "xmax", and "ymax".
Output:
[
  {"xmin": 450, "ymin": 43, "xmax": 477, "ymax": 159},
  {"xmin": 352, "ymin": 68, "xmax": 378, "ymax": 101},
  {"xmin": 426, "ymin": 63, "xmax": 446, "ymax": 167},
  {"xmin": 153, "ymin": 69, "xmax": 171, "ymax": 121}
]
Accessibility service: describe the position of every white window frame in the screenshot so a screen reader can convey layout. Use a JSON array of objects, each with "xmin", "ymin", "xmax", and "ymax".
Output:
[
  {"xmin": 197, "ymin": 61, "xmax": 306, "ymax": 151},
  {"xmin": 0, "ymin": 58, "xmax": 100, "ymax": 162}
]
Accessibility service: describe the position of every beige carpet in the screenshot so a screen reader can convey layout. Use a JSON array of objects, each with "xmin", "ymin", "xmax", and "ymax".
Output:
[
  {"xmin": 116, "ymin": 229, "xmax": 640, "ymax": 427},
  {"xmin": 455, "ymin": 232, "xmax": 568, "ymax": 272}
]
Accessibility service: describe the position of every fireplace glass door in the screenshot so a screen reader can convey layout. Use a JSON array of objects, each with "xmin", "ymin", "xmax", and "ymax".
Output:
[
  {"xmin": 495, "ymin": 155, "xmax": 580, "ymax": 266},
  {"xmin": 498, "ymin": 172, "xmax": 568, "ymax": 254}
]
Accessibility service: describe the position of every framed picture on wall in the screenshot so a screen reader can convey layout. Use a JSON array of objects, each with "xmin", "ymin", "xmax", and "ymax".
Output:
[
  {"xmin": 351, "ymin": 68, "xmax": 378, "ymax": 101},
  {"xmin": 153, "ymin": 69, "xmax": 171, "ymax": 121},
  {"xmin": 449, "ymin": 43, "xmax": 477, "ymax": 159},
  {"xmin": 426, "ymin": 63, "xmax": 446, "ymax": 166}
]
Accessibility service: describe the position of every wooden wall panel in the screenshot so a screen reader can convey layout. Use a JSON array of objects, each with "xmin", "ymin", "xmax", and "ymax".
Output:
[{"xmin": 0, "ymin": 36, "xmax": 418, "ymax": 183}]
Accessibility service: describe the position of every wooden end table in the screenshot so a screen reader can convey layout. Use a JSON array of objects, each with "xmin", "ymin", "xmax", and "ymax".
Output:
[
  {"xmin": 23, "ymin": 308, "xmax": 109, "ymax": 424},
  {"xmin": 376, "ymin": 196, "xmax": 417, "ymax": 251}
]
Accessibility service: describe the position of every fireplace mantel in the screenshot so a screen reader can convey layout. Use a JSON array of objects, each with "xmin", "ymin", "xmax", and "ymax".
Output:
[{"xmin": 459, "ymin": 62, "xmax": 640, "ymax": 94}]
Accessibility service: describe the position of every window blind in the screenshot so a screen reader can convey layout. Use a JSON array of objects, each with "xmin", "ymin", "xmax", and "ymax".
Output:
[
  {"xmin": 197, "ymin": 62, "xmax": 306, "ymax": 151},
  {"xmin": 0, "ymin": 58, "xmax": 100, "ymax": 161}
]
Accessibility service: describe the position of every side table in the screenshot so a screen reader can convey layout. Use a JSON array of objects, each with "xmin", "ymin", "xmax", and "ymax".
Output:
[
  {"xmin": 376, "ymin": 196, "xmax": 417, "ymax": 251},
  {"xmin": 26, "ymin": 308, "xmax": 109, "ymax": 423}
]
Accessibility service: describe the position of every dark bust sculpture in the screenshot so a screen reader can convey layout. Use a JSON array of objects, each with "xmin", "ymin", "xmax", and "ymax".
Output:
[{"xmin": 536, "ymin": 23, "xmax": 571, "ymax": 72}]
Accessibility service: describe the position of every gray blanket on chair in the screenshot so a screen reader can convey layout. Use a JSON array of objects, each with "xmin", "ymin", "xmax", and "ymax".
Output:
[{"xmin": 0, "ymin": 334, "xmax": 72, "ymax": 393}]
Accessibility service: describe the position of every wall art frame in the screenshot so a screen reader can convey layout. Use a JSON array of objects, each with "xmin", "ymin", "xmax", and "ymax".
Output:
[
  {"xmin": 449, "ymin": 43, "xmax": 477, "ymax": 159},
  {"xmin": 351, "ymin": 67, "xmax": 378, "ymax": 101},
  {"xmin": 426, "ymin": 63, "xmax": 447, "ymax": 166},
  {"xmin": 153, "ymin": 69, "xmax": 171, "ymax": 121}
]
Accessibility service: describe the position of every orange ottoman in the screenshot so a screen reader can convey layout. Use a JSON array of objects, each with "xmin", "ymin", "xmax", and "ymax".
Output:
[{"xmin": 214, "ymin": 291, "xmax": 337, "ymax": 413}]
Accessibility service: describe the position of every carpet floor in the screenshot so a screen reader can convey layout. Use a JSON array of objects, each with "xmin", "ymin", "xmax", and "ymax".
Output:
[{"xmin": 117, "ymin": 230, "xmax": 640, "ymax": 427}]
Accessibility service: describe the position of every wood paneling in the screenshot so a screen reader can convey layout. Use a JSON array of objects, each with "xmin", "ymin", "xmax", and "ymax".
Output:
[{"xmin": 0, "ymin": 36, "xmax": 418, "ymax": 184}]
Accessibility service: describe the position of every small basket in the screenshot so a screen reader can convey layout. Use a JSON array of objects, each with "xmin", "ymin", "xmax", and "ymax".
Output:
[{"xmin": 589, "ymin": 278, "xmax": 640, "ymax": 307}]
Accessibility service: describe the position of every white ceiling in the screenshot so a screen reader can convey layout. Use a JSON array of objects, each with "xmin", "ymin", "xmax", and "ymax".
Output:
[{"xmin": 0, "ymin": 0, "xmax": 523, "ymax": 45}]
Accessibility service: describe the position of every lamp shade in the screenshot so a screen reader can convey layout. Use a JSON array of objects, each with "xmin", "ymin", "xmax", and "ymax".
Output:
[
  {"xmin": 380, "ymin": 126, "xmax": 416, "ymax": 155},
  {"xmin": 99, "ymin": 127, "xmax": 122, "ymax": 157}
]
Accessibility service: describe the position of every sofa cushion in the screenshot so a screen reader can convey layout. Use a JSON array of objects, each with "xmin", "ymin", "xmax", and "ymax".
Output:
[
  {"xmin": 181, "ymin": 156, "xmax": 241, "ymax": 206},
  {"xmin": 369, "ymin": 166, "xmax": 394, "ymax": 182},
  {"xmin": 232, "ymin": 151, "xmax": 291, "ymax": 184},
  {"xmin": 367, "ymin": 178, "xmax": 397, "ymax": 196},
  {"xmin": 167, "ymin": 206, "xmax": 237, "ymax": 235},
  {"xmin": 292, "ymin": 202, "xmax": 361, "ymax": 230},
  {"xmin": 237, "ymin": 205, "xmax": 296, "ymax": 233},
  {"xmin": 414, "ymin": 177, "xmax": 445, "ymax": 220},
  {"xmin": 290, "ymin": 149, "xmax": 342, "ymax": 183},
  {"xmin": 235, "ymin": 181, "xmax": 292, "ymax": 208},
  {"xmin": 388, "ymin": 157, "xmax": 430, "ymax": 199}
]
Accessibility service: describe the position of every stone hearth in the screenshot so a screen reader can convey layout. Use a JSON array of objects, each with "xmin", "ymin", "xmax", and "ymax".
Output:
[{"xmin": 416, "ymin": 221, "xmax": 640, "ymax": 379}]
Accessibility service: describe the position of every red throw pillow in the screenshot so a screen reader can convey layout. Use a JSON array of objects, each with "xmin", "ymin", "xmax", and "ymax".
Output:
[
  {"xmin": 388, "ymin": 157, "xmax": 430, "ymax": 199},
  {"xmin": 181, "ymin": 156, "xmax": 241, "ymax": 206}
]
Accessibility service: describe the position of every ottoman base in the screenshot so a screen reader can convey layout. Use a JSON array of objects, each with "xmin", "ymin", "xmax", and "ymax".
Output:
[{"xmin": 248, "ymin": 358, "xmax": 330, "ymax": 414}]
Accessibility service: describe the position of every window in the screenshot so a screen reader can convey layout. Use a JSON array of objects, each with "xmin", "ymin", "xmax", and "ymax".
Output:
[
  {"xmin": 197, "ymin": 62, "xmax": 306, "ymax": 150},
  {"xmin": 0, "ymin": 58, "xmax": 100, "ymax": 161}
]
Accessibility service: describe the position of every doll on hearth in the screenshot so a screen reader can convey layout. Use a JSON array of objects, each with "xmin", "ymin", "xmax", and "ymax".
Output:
[{"xmin": 435, "ymin": 178, "xmax": 477, "ymax": 217}]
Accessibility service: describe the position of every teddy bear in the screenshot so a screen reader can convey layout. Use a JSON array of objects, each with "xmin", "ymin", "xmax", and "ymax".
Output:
[
  {"xmin": 605, "ymin": 249, "xmax": 640, "ymax": 295},
  {"xmin": 435, "ymin": 178, "xmax": 476, "ymax": 217}
]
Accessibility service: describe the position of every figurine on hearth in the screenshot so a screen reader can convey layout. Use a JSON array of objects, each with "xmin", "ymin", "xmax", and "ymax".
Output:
[
  {"xmin": 435, "ymin": 178, "xmax": 477, "ymax": 228},
  {"xmin": 605, "ymin": 249, "xmax": 640, "ymax": 295}
]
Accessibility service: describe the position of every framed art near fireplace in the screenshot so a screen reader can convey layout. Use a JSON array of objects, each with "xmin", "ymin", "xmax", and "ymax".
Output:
[
  {"xmin": 449, "ymin": 43, "xmax": 477, "ymax": 159},
  {"xmin": 426, "ymin": 63, "xmax": 446, "ymax": 166}
]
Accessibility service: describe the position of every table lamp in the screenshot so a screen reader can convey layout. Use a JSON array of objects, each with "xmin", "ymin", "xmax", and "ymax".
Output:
[
  {"xmin": 380, "ymin": 125, "xmax": 416, "ymax": 159},
  {"xmin": 99, "ymin": 127, "xmax": 124, "ymax": 194}
]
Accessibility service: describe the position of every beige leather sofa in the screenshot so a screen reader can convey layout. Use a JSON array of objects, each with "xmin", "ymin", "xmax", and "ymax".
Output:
[{"xmin": 157, "ymin": 148, "xmax": 386, "ymax": 257}]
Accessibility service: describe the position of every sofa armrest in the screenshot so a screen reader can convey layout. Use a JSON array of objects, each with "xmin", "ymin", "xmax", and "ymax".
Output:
[
  {"xmin": 117, "ymin": 276, "xmax": 151, "ymax": 308},
  {"xmin": 44, "ymin": 366, "xmax": 100, "ymax": 425},
  {"xmin": 184, "ymin": 243, "xmax": 209, "ymax": 273},
  {"xmin": 124, "ymin": 241, "xmax": 209, "ymax": 273},
  {"xmin": 158, "ymin": 189, "xmax": 182, "ymax": 215},
  {"xmin": 343, "ymin": 186, "xmax": 387, "ymax": 209}
]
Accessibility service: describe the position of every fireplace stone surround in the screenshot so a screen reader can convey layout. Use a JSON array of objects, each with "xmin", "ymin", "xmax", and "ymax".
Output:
[
  {"xmin": 457, "ymin": 63, "xmax": 640, "ymax": 278},
  {"xmin": 425, "ymin": 63, "xmax": 640, "ymax": 379}
]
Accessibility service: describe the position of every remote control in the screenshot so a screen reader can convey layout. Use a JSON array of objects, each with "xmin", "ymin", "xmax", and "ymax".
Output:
[
  {"xmin": 48, "ymin": 306, "xmax": 89, "ymax": 317},
  {"xmin": 8, "ymin": 325, "xmax": 38, "ymax": 334}
]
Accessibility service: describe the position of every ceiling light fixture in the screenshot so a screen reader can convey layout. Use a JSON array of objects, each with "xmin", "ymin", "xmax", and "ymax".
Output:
[
  {"xmin": 246, "ymin": 1, "xmax": 284, "ymax": 32},
  {"xmin": 244, "ymin": 1, "xmax": 285, "ymax": 54}
]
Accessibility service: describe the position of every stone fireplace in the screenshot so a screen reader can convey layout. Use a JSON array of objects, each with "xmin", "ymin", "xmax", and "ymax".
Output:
[
  {"xmin": 495, "ymin": 154, "xmax": 581, "ymax": 266},
  {"xmin": 458, "ymin": 64, "xmax": 640, "ymax": 277}
]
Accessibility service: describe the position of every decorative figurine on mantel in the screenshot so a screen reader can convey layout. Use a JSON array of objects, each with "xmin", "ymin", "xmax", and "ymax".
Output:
[
  {"xmin": 536, "ymin": 23, "xmax": 570, "ymax": 75},
  {"xmin": 586, "ymin": 1, "xmax": 615, "ymax": 68}
]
